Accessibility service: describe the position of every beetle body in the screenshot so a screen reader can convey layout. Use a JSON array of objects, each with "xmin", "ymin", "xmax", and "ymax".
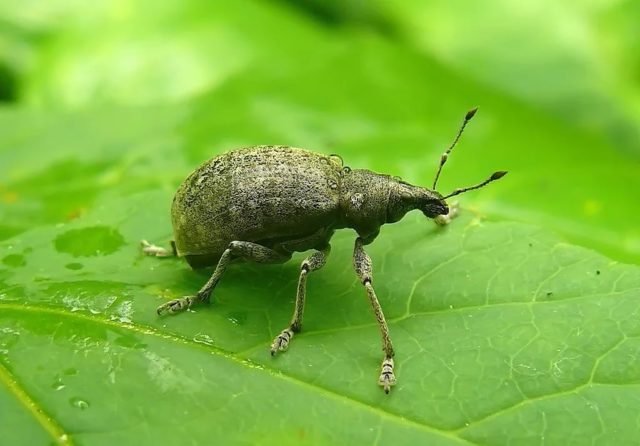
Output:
[
  {"xmin": 171, "ymin": 145, "xmax": 446, "ymax": 269},
  {"xmin": 144, "ymin": 109, "xmax": 506, "ymax": 393}
]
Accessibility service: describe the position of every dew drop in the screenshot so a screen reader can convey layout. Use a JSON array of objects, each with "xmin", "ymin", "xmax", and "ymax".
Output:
[
  {"xmin": 69, "ymin": 397, "xmax": 89, "ymax": 410},
  {"xmin": 227, "ymin": 311, "xmax": 247, "ymax": 325},
  {"xmin": 193, "ymin": 333, "xmax": 214, "ymax": 346},
  {"xmin": 51, "ymin": 378, "xmax": 65, "ymax": 391},
  {"xmin": 54, "ymin": 226, "xmax": 125, "ymax": 257}
]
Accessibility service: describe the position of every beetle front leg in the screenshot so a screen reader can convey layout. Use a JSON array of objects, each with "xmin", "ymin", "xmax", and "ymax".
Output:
[
  {"xmin": 433, "ymin": 202, "xmax": 459, "ymax": 226},
  {"xmin": 271, "ymin": 245, "xmax": 331, "ymax": 355},
  {"xmin": 156, "ymin": 241, "xmax": 290, "ymax": 316},
  {"xmin": 353, "ymin": 237, "xmax": 396, "ymax": 393}
]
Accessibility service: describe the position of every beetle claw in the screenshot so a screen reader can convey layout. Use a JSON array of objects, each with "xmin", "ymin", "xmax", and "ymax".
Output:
[
  {"xmin": 270, "ymin": 328, "xmax": 294, "ymax": 355},
  {"xmin": 156, "ymin": 296, "xmax": 193, "ymax": 316},
  {"xmin": 378, "ymin": 357, "xmax": 396, "ymax": 394}
]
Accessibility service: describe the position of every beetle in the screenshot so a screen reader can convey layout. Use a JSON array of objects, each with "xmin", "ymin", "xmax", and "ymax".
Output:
[{"xmin": 141, "ymin": 108, "xmax": 506, "ymax": 393}]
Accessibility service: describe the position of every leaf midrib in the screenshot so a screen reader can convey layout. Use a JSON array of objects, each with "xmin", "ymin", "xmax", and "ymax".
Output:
[
  {"xmin": 0, "ymin": 358, "xmax": 71, "ymax": 445},
  {"xmin": 0, "ymin": 302, "xmax": 474, "ymax": 445}
]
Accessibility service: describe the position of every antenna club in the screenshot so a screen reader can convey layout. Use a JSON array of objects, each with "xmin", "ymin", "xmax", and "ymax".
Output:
[
  {"xmin": 491, "ymin": 171, "xmax": 508, "ymax": 180},
  {"xmin": 465, "ymin": 107, "xmax": 479, "ymax": 121}
]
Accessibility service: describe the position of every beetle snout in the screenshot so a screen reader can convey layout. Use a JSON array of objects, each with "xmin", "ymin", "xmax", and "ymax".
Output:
[{"xmin": 422, "ymin": 200, "xmax": 448, "ymax": 219}]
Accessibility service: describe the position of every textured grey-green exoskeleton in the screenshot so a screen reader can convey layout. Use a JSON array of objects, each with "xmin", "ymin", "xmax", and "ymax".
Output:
[{"xmin": 142, "ymin": 108, "xmax": 507, "ymax": 393}]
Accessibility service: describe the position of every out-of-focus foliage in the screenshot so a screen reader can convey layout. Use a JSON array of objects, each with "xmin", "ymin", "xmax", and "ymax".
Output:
[
  {"xmin": 281, "ymin": 0, "xmax": 640, "ymax": 157},
  {"xmin": 1, "ymin": 1, "xmax": 639, "ymax": 445},
  {"xmin": 1, "ymin": 0, "xmax": 639, "ymax": 260}
]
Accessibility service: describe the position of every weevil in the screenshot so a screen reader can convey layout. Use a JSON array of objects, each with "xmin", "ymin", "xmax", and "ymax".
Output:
[{"xmin": 142, "ymin": 108, "xmax": 507, "ymax": 393}]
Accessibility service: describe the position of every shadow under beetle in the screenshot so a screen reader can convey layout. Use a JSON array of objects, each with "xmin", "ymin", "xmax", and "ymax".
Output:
[{"xmin": 142, "ymin": 108, "xmax": 507, "ymax": 393}]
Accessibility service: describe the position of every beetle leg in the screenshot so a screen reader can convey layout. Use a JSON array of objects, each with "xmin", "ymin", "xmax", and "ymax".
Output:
[
  {"xmin": 156, "ymin": 241, "xmax": 290, "ymax": 316},
  {"xmin": 140, "ymin": 239, "xmax": 177, "ymax": 257},
  {"xmin": 353, "ymin": 237, "xmax": 396, "ymax": 393},
  {"xmin": 433, "ymin": 202, "xmax": 459, "ymax": 226},
  {"xmin": 271, "ymin": 245, "xmax": 331, "ymax": 355}
]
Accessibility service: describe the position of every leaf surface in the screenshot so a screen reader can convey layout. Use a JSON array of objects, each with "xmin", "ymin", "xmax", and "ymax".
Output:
[{"xmin": 2, "ymin": 190, "xmax": 640, "ymax": 444}]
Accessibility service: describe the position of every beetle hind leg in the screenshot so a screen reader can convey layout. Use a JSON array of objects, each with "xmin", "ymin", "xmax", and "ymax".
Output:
[
  {"xmin": 156, "ymin": 241, "xmax": 290, "ymax": 316},
  {"xmin": 271, "ymin": 245, "xmax": 331, "ymax": 355}
]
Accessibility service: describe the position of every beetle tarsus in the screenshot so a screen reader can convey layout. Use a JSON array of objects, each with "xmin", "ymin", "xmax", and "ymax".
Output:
[
  {"xmin": 270, "ymin": 328, "xmax": 294, "ymax": 355},
  {"xmin": 156, "ymin": 296, "xmax": 193, "ymax": 316},
  {"xmin": 141, "ymin": 239, "xmax": 175, "ymax": 257},
  {"xmin": 379, "ymin": 357, "xmax": 396, "ymax": 394}
]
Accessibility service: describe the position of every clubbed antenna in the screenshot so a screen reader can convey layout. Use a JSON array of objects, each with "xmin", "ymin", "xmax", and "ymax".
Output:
[
  {"xmin": 442, "ymin": 171, "xmax": 508, "ymax": 200},
  {"xmin": 432, "ymin": 107, "xmax": 478, "ymax": 190}
]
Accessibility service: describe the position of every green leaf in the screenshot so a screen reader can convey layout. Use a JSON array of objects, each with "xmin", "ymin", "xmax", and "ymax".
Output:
[{"xmin": 2, "ymin": 198, "xmax": 640, "ymax": 444}]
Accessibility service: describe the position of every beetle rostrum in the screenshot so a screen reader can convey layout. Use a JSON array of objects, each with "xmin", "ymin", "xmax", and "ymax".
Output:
[{"xmin": 141, "ymin": 108, "xmax": 507, "ymax": 393}]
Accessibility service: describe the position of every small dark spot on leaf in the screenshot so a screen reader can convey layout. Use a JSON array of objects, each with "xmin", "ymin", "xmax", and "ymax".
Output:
[
  {"xmin": 0, "ymin": 62, "xmax": 18, "ymax": 102},
  {"xmin": 546, "ymin": 291, "xmax": 553, "ymax": 297},
  {"xmin": 528, "ymin": 243, "xmax": 533, "ymax": 247},
  {"xmin": 596, "ymin": 270, "xmax": 601, "ymax": 275},
  {"xmin": 66, "ymin": 208, "xmax": 86, "ymax": 220},
  {"xmin": 65, "ymin": 262, "xmax": 84, "ymax": 270},
  {"xmin": 2, "ymin": 254, "xmax": 26, "ymax": 268},
  {"xmin": 54, "ymin": 226, "xmax": 126, "ymax": 257}
]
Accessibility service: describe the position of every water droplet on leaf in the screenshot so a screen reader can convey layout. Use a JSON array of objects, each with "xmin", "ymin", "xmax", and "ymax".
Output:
[
  {"xmin": 69, "ymin": 397, "xmax": 89, "ymax": 410},
  {"xmin": 52, "ymin": 377, "xmax": 65, "ymax": 391},
  {"xmin": 193, "ymin": 333, "xmax": 214, "ymax": 346}
]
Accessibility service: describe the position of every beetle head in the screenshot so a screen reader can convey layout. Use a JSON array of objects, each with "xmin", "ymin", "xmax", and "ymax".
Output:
[
  {"xmin": 387, "ymin": 180, "xmax": 448, "ymax": 223},
  {"xmin": 421, "ymin": 193, "xmax": 448, "ymax": 218}
]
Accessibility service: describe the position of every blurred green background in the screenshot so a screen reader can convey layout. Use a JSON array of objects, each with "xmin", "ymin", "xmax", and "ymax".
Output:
[
  {"xmin": 1, "ymin": 0, "xmax": 639, "ymax": 261},
  {"xmin": 1, "ymin": 1, "xmax": 640, "ymax": 445}
]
